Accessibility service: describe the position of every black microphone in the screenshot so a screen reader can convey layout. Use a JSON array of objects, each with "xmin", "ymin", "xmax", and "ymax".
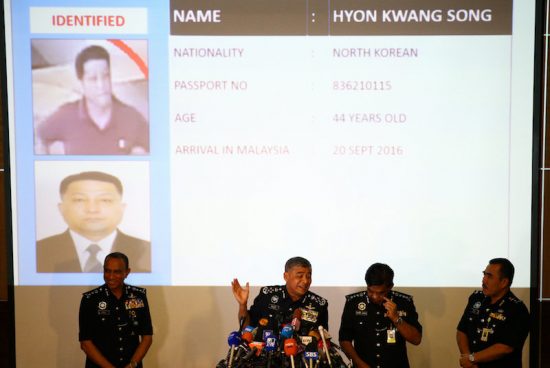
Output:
[
  {"xmin": 264, "ymin": 334, "xmax": 277, "ymax": 368},
  {"xmin": 234, "ymin": 344, "xmax": 259, "ymax": 368},
  {"xmin": 232, "ymin": 336, "xmax": 252, "ymax": 366},
  {"xmin": 304, "ymin": 339, "xmax": 319, "ymax": 368},
  {"xmin": 254, "ymin": 317, "xmax": 270, "ymax": 342},
  {"xmin": 238, "ymin": 316, "xmax": 246, "ymax": 332}
]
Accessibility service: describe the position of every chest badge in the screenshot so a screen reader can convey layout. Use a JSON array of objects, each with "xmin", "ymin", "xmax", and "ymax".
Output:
[
  {"xmin": 271, "ymin": 295, "xmax": 279, "ymax": 304},
  {"xmin": 358, "ymin": 302, "xmax": 367, "ymax": 311},
  {"xmin": 98, "ymin": 301, "xmax": 107, "ymax": 310},
  {"xmin": 125, "ymin": 298, "xmax": 145, "ymax": 309},
  {"xmin": 302, "ymin": 307, "xmax": 319, "ymax": 323}
]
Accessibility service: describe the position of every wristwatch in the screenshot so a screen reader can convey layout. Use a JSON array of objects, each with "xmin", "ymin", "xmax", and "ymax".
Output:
[
  {"xmin": 130, "ymin": 361, "xmax": 138, "ymax": 368},
  {"xmin": 468, "ymin": 353, "xmax": 475, "ymax": 363},
  {"xmin": 394, "ymin": 317, "xmax": 403, "ymax": 326}
]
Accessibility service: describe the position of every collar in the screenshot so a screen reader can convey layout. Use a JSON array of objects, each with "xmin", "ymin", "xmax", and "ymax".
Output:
[
  {"xmin": 71, "ymin": 230, "xmax": 118, "ymax": 271},
  {"xmin": 484, "ymin": 290, "xmax": 511, "ymax": 307},
  {"xmin": 283, "ymin": 285, "xmax": 309, "ymax": 304},
  {"xmin": 102, "ymin": 283, "xmax": 128, "ymax": 298}
]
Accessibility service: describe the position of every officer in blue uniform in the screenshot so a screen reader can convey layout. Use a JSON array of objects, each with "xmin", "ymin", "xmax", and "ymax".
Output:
[
  {"xmin": 456, "ymin": 258, "xmax": 529, "ymax": 368},
  {"xmin": 79, "ymin": 252, "xmax": 153, "ymax": 368},
  {"xmin": 232, "ymin": 256, "xmax": 329, "ymax": 335},
  {"xmin": 339, "ymin": 263, "xmax": 422, "ymax": 368}
]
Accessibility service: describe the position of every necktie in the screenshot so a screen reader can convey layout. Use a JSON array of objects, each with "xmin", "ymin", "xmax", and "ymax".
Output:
[{"xmin": 83, "ymin": 244, "xmax": 103, "ymax": 273}]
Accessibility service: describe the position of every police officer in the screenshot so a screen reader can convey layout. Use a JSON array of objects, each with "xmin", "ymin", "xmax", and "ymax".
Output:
[
  {"xmin": 339, "ymin": 263, "xmax": 422, "ymax": 368},
  {"xmin": 79, "ymin": 252, "xmax": 153, "ymax": 368},
  {"xmin": 456, "ymin": 258, "xmax": 529, "ymax": 368},
  {"xmin": 231, "ymin": 256, "xmax": 328, "ymax": 334}
]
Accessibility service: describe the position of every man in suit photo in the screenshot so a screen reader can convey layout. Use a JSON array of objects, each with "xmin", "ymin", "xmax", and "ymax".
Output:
[{"xmin": 36, "ymin": 171, "xmax": 151, "ymax": 273}]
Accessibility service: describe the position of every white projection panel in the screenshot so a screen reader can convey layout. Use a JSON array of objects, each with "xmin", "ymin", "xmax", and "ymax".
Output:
[{"xmin": 5, "ymin": 0, "xmax": 535, "ymax": 287}]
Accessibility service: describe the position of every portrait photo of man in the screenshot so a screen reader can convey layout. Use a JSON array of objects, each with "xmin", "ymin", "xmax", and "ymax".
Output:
[
  {"xmin": 32, "ymin": 39, "xmax": 149, "ymax": 155},
  {"xmin": 35, "ymin": 163, "xmax": 151, "ymax": 273}
]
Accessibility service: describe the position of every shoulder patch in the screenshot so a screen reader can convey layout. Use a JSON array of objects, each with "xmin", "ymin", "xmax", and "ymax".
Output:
[
  {"xmin": 262, "ymin": 285, "xmax": 284, "ymax": 294},
  {"xmin": 126, "ymin": 285, "xmax": 146, "ymax": 294},
  {"xmin": 345, "ymin": 291, "xmax": 367, "ymax": 301},
  {"xmin": 506, "ymin": 294, "xmax": 524, "ymax": 304},
  {"xmin": 307, "ymin": 291, "xmax": 327, "ymax": 306},
  {"xmin": 391, "ymin": 290, "xmax": 413, "ymax": 302},
  {"xmin": 83, "ymin": 285, "xmax": 103, "ymax": 298}
]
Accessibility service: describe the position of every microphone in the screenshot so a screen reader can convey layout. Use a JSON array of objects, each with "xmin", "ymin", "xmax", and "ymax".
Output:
[
  {"xmin": 284, "ymin": 338, "xmax": 298, "ymax": 368},
  {"xmin": 227, "ymin": 331, "xmax": 241, "ymax": 368},
  {"xmin": 280, "ymin": 324, "xmax": 294, "ymax": 339},
  {"xmin": 291, "ymin": 309, "xmax": 302, "ymax": 332},
  {"xmin": 308, "ymin": 329, "xmax": 321, "ymax": 340},
  {"xmin": 304, "ymin": 340, "xmax": 319, "ymax": 368},
  {"xmin": 318, "ymin": 325, "xmax": 333, "ymax": 368},
  {"xmin": 264, "ymin": 335, "xmax": 277, "ymax": 368},
  {"xmin": 232, "ymin": 340, "xmax": 251, "ymax": 367},
  {"xmin": 241, "ymin": 330, "xmax": 254, "ymax": 344},
  {"xmin": 255, "ymin": 318, "xmax": 270, "ymax": 342},
  {"xmin": 238, "ymin": 316, "xmax": 246, "ymax": 332},
  {"xmin": 234, "ymin": 329, "xmax": 255, "ymax": 365},
  {"xmin": 235, "ymin": 345, "xmax": 257, "ymax": 368},
  {"xmin": 235, "ymin": 336, "xmax": 263, "ymax": 368},
  {"xmin": 248, "ymin": 341, "xmax": 265, "ymax": 357},
  {"xmin": 242, "ymin": 325, "xmax": 256, "ymax": 337}
]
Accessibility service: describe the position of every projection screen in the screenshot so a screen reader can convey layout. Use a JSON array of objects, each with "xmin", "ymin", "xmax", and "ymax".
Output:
[{"xmin": 3, "ymin": 0, "xmax": 535, "ymax": 286}]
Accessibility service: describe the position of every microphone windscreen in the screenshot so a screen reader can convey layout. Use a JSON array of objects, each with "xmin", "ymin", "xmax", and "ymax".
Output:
[
  {"xmin": 283, "ymin": 338, "xmax": 298, "ymax": 356},
  {"xmin": 227, "ymin": 331, "xmax": 241, "ymax": 346},
  {"xmin": 308, "ymin": 330, "xmax": 321, "ymax": 340},
  {"xmin": 241, "ymin": 331, "xmax": 254, "ymax": 343},
  {"xmin": 281, "ymin": 325, "xmax": 294, "ymax": 338}
]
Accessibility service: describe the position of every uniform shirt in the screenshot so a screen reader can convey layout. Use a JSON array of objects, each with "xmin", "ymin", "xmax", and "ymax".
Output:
[
  {"xmin": 248, "ymin": 285, "xmax": 329, "ymax": 335},
  {"xmin": 37, "ymin": 97, "xmax": 149, "ymax": 155},
  {"xmin": 457, "ymin": 290, "xmax": 529, "ymax": 368},
  {"xmin": 79, "ymin": 284, "xmax": 153, "ymax": 368},
  {"xmin": 339, "ymin": 290, "xmax": 422, "ymax": 368}
]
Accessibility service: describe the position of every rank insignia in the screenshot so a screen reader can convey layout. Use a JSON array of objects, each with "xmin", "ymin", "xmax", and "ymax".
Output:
[
  {"xmin": 489, "ymin": 312, "xmax": 506, "ymax": 321},
  {"xmin": 302, "ymin": 308, "xmax": 319, "ymax": 323},
  {"xmin": 125, "ymin": 298, "xmax": 144, "ymax": 309}
]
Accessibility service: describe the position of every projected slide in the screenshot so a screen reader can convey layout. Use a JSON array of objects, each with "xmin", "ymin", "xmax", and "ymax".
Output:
[{"xmin": 6, "ymin": 0, "xmax": 533, "ymax": 287}]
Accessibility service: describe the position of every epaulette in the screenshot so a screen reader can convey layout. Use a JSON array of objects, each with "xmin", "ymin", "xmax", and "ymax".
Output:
[
  {"xmin": 126, "ymin": 284, "xmax": 146, "ymax": 294},
  {"xmin": 345, "ymin": 291, "xmax": 367, "ymax": 301},
  {"xmin": 391, "ymin": 290, "xmax": 413, "ymax": 302},
  {"xmin": 261, "ymin": 285, "xmax": 284, "ymax": 294},
  {"xmin": 306, "ymin": 291, "xmax": 328, "ymax": 306},
  {"xmin": 506, "ymin": 293, "xmax": 524, "ymax": 304},
  {"xmin": 83, "ymin": 285, "xmax": 104, "ymax": 298}
]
